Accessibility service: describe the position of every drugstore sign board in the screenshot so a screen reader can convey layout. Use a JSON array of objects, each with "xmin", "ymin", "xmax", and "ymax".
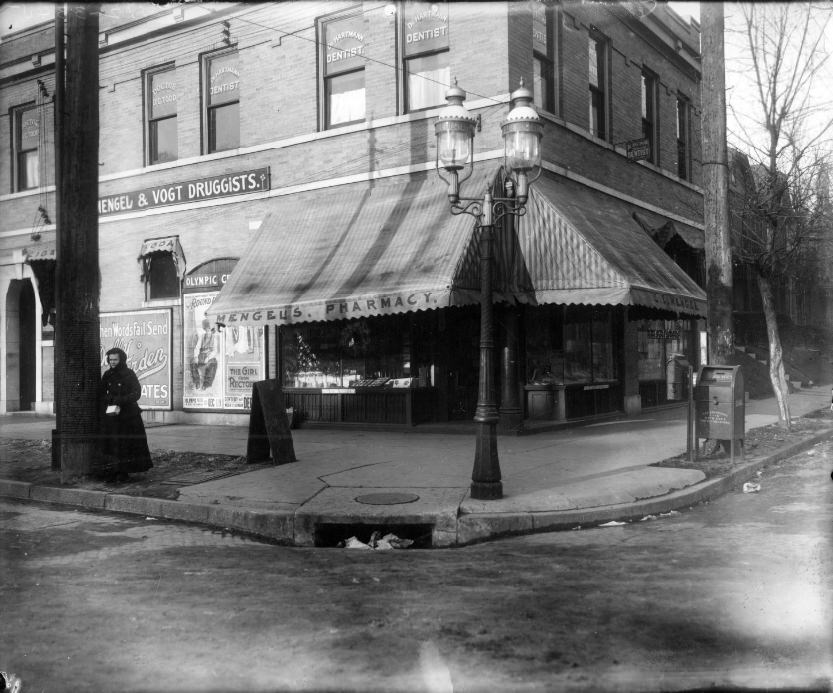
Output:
[{"xmin": 98, "ymin": 167, "xmax": 271, "ymax": 216}]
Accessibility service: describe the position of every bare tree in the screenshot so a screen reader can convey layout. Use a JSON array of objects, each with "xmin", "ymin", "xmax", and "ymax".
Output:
[{"xmin": 725, "ymin": 2, "xmax": 833, "ymax": 428}]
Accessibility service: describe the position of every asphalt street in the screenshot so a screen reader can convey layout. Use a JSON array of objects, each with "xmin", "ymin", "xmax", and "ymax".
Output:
[{"xmin": 1, "ymin": 441, "xmax": 831, "ymax": 693}]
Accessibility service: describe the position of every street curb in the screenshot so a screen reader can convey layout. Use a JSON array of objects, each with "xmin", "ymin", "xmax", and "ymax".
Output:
[
  {"xmin": 2, "ymin": 426, "xmax": 831, "ymax": 547},
  {"xmin": 456, "ymin": 426, "xmax": 833, "ymax": 545}
]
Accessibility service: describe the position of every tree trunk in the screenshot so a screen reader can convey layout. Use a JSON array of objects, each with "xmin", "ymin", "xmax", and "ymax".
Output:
[{"xmin": 757, "ymin": 273, "xmax": 791, "ymax": 427}]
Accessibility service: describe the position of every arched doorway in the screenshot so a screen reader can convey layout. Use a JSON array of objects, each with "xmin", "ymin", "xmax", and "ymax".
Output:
[{"xmin": 5, "ymin": 279, "xmax": 37, "ymax": 411}]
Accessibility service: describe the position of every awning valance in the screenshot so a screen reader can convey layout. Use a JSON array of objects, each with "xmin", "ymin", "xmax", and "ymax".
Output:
[
  {"xmin": 23, "ymin": 243, "xmax": 56, "ymax": 326},
  {"xmin": 24, "ymin": 243, "xmax": 56, "ymax": 262},
  {"xmin": 506, "ymin": 174, "xmax": 707, "ymax": 316},
  {"xmin": 206, "ymin": 173, "xmax": 480, "ymax": 327},
  {"xmin": 138, "ymin": 235, "xmax": 186, "ymax": 280}
]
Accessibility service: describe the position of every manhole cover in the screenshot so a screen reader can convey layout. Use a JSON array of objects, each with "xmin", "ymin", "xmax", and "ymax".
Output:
[{"xmin": 354, "ymin": 492, "xmax": 420, "ymax": 505}]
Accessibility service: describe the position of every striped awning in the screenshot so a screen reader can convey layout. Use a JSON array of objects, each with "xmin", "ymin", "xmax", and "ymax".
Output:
[
  {"xmin": 208, "ymin": 170, "xmax": 707, "ymax": 327},
  {"xmin": 207, "ymin": 173, "xmax": 481, "ymax": 327},
  {"xmin": 501, "ymin": 173, "xmax": 707, "ymax": 316}
]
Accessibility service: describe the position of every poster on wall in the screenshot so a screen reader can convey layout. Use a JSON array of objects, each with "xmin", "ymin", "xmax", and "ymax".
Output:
[
  {"xmin": 99, "ymin": 309, "xmax": 172, "ymax": 409},
  {"xmin": 183, "ymin": 290, "xmax": 265, "ymax": 410}
]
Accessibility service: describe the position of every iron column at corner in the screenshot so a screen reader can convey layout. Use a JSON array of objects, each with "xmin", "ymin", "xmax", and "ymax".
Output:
[
  {"xmin": 470, "ymin": 192, "xmax": 501, "ymax": 499},
  {"xmin": 434, "ymin": 80, "xmax": 544, "ymax": 500}
]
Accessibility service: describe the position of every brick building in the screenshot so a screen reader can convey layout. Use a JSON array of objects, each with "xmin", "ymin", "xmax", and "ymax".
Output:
[{"xmin": 1, "ymin": 1, "xmax": 707, "ymax": 428}]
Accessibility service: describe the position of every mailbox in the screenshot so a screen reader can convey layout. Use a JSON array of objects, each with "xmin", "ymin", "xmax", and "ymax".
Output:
[{"xmin": 694, "ymin": 364, "xmax": 745, "ymax": 460}]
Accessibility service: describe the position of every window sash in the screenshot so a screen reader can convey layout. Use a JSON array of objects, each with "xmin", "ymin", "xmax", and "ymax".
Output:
[
  {"xmin": 208, "ymin": 102, "xmax": 240, "ymax": 153},
  {"xmin": 18, "ymin": 149, "xmax": 39, "ymax": 190},
  {"xmin": 207, "ymin": 53, "xmax": 240, "ymax": 107},
  {"xmin": 533, "ymin": 54, "xmax": 554, "ymax": 114},
  {"xmin": 641, "ymin": 72, "xmax": 656, "ymax": 162},
  {"xmin": 676, "ymin": 98, "xmax": 689, "ymax": 179},
  {"xmin": 588, "ymin": 36, "xmax": 606, "ymax": 139},
  {"xmin": 15, "ymin": 107, "xmax": 40, "ymax": 191},
  {"xmin": 149, "ymin": 115, "xmax": 178, "ymax": 165},
  {"xmin": 406, "ymin": 52, "xmax": 450, "ymax": 112},
  {"xmin": 325, "ymin": 69, "xmax": 365, "ymax": 127},
  {"xmin": 589, "ymin": 37, "xmax": 604, "ymax": 88},
  {"xmin": 589, "ymin": 87, "xmax": 605, "ymax": 139}
]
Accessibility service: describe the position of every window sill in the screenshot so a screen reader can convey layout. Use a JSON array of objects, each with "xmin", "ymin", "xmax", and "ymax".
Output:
[{"xmin": 142, "ymin": 297, "xmax": 181, "ymax": 309}]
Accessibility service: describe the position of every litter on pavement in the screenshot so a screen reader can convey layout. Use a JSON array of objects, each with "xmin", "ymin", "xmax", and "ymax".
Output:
[
  {"xmin": 742, "ymin": 481, "xmax": 761, "ymax": 493},
  {"xmin": 341, "ymin": 531, "xmax": 414, "ymax": 550}
]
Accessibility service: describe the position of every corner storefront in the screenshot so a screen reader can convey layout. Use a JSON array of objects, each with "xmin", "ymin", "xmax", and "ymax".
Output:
[{"xmin": 207, "ymin": 168, "xmax": 707, "ymax": 427}]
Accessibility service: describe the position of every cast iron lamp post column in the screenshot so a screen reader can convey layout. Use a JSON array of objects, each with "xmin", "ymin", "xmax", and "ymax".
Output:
[{"xmin": 434, "ymin": 80, "xmax": 543, "ymax": 500}]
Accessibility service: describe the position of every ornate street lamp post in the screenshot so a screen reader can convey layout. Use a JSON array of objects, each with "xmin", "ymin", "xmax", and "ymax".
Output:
[{"xmin": 435, "ymin": 81, "xmax": 544, "ymax": 500}]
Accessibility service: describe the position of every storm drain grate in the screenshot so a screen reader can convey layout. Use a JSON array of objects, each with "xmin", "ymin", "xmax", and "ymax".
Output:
[
  {"xmin": 354, "ymin": 492, "xmax": 420, "ymax": 505},
  {"xmin": 161, "ymin": 469, "xmax": 248, "ymax": 486},
  {"xmin": 315, "ymin": 522, "xmax": 433, "ymax": 548}
]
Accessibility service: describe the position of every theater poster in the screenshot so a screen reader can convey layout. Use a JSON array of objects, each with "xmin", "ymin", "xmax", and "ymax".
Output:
[
  {"xmin": 182, "ymin": 290, "xmax": 265, "ymax": 411},
  {"xmin": 99, "ymin": 309, "xmax": 172, "ymax": 410}
]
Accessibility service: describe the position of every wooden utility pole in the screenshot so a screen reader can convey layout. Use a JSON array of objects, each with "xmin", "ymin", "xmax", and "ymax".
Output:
[
  {"xmin": 700, "ymin": 1, "xmax": 734, "ymax": 364},
  {"xmin": 54, "ymin": 3, "xmax": 102, "ymax": 481}
]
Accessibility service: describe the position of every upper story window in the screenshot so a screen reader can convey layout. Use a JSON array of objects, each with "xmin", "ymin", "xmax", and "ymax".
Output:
[
  {"xmin": 588, "ymin": 32, "xmax": 607, "ymax": 140},
  {"xmin": 402, "ymin": 2, "xmax": 450, "ymax": 112},
  {"xmin": 641, "ymin": 69, "xmax": 658, "ymax": 164},
  {"xmin": 319, "ymin": 11, "xmax": 367, "ymax": 129},
  {"xmin": 147, "ymin": 255, "xmax": 180, "ymax": 299},
  {"xmin": 145, "ymin": 65, "xmax": 178, "ymax": 165},
  {"xmin": 13, "ymin": 104, "xmax": 40, "ymax": 191},
  {"xmin": 676, "ymin": 94, "xmax": 690, "ymax": 180},
  {"xmin": 532, "ymin": 0, "xmax": 556, "ymax": 114},
  {"xmin": 203, "ymin": 50, "xmax": 240, "ymax": 154},
  {"xmin": 139, "ymin": 236, "xmax": 184, "ymax": 301}
]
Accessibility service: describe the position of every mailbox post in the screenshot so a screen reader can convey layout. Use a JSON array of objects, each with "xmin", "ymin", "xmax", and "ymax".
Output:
[{"xmin": 693, "ymin": 365, "xmax": 745, "ymax": 464}]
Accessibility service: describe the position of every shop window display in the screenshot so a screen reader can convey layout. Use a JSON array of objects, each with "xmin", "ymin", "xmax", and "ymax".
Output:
[
  {"xmin": 526, "ymin": 307, "xmax": 617, "ymax": 385},
  {"xmin": 281, "ymin": 317, "xmax": 423, "ymax": 389},
  {"xmin": 637, "ymin": 319, "xmax": 691, "ymax": 381},
  {"xmin": 637, "ymin": 318, "xmax": 697, "ymax": 407}
]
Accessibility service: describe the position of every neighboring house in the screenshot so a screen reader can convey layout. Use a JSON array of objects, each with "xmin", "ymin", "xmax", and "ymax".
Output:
[
  {"xmin": 729, "ymin": 148, "xmax": 830, "ymax": 345},
  {"xmin": 0, "ymin": 1, "xmax": 707, "ymax": 426}
]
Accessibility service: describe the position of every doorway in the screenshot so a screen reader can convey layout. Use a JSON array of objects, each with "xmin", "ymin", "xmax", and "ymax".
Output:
[{"xmin": 5, "ymin": 279, "xmax": 37, "ymax": 411}]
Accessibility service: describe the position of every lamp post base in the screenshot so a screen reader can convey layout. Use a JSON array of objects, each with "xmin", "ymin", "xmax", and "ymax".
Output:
[
  {"xmin": 471, "ymin": 419, "xmax": 502, "ymax": 499},
  {"xmin": 471, "ymin": 479, "xmax": 503, "ymax": 500}
]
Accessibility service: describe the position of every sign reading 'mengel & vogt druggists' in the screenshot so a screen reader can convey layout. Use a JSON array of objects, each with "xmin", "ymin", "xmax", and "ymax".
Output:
[{"xmin": 98, "ymin": 167, "xmax": 271, "ymax": 216}]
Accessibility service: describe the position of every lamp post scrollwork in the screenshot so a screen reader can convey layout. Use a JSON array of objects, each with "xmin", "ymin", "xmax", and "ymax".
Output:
[{"xmin": 434, "ymin": 80, "xmax": 544, "ymax": 500}]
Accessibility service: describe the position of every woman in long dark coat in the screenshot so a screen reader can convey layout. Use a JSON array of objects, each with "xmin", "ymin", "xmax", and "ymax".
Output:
[{"xmin": 97, "ymin": 347, "xmax": 153, "ymax": 479}]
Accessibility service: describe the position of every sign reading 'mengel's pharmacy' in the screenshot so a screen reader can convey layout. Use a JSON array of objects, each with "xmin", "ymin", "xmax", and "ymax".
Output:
[{"xmin": 98, "ymin": 167, "xmax": 271, "ymax": 216}]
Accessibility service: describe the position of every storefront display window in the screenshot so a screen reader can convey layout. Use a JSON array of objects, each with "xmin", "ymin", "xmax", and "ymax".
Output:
[
  {"xmin": 281, "ymin": 317, "xmax": 417, "ymax": 388},
  {"xmin": 526, "ymin": 307, "xmax": 618, "ymax": 384},
  {"xmin": 525, "ymin": 305, "xmax": 564, "ymax": 384},
  {"xmin": 637, "ymin": 319, "xmax": 692, "ymax": 382}
]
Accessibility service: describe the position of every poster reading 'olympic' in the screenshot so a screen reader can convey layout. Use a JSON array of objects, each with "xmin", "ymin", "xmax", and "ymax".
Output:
[{"xmin": 99, "ymin": 309, "xmax": 172, "ymax": 410}]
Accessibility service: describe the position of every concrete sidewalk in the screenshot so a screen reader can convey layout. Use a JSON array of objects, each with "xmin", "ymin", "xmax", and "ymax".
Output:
[{"xmin": 2, "ymin": 386, "xmax": 831, "ymax": 547}]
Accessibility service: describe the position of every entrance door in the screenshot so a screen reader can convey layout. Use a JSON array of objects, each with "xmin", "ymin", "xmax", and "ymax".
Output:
[{"xmin": 5, "ymin": 279, "xmax": 37, "ymax": 411}]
